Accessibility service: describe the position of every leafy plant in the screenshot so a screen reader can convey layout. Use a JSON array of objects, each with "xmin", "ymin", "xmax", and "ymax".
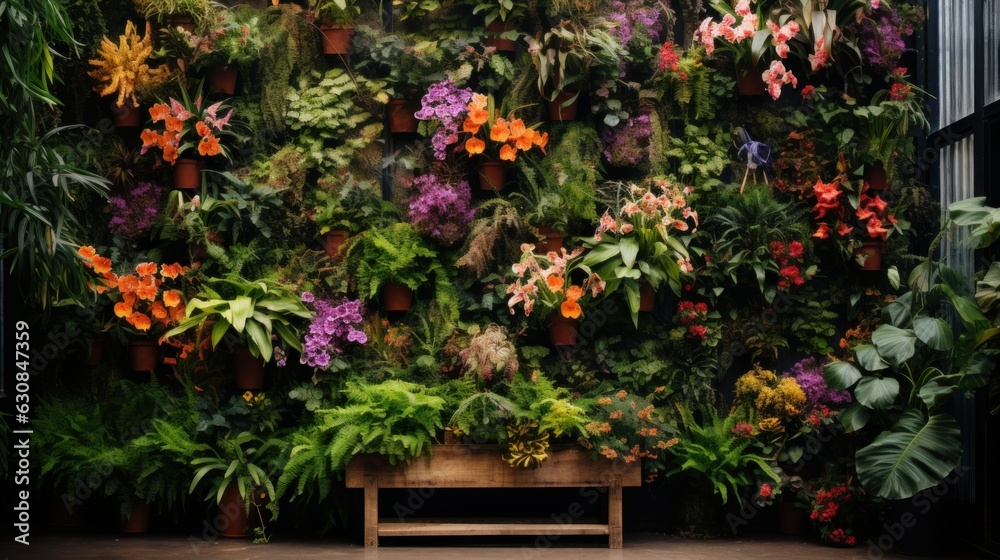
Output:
[
  {"xmin": 285, "ymin": 68, "xmax": 387, "ymax": 173},
  {"xmin": 664, "ymin": 404, "xmax": 779, "ymax": 503},
  {"xmin": 345, "ymin": 222, "xmax": 459, "ymax": 320},
  {"xmin": 313, "ymin": 171, "xmax": 398, "ymax": 235},
  {"xmin": 163, "ymin": 274, "xmax": 311, "ymax": 362},
  {"xmin": 134, "ymin": 0, "xmax": 214, "ymax": 29},
  {"xmin": 526, "ymin": 21, "xmax": 628, "ymax": 107},
  {"xmin": 190, "ymin": 430, "xmax": 282, "ymax": 520}
]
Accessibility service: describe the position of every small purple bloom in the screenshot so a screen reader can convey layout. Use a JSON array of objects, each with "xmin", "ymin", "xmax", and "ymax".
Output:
[{"xmin": 301, "ymin": 291, "xmax": 315, "ymax": 303}]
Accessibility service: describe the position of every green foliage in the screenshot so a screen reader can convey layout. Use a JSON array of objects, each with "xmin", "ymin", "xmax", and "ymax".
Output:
[
  {"xmin": 663, "ymin": 123, "xmax": 729, "ymax": 190},
  {"xmin": 164, "ymin": 274, "xmax": 312, "ymax": 362},
  {"xmin": 258, "ymin": 5, "xmax": 320, "ymax": 135},
  {"xmin": 513, "ymin": 123, "xmax": 601, "ymax": 232},
  {"xmin": 345, "ymin": 222, "xmax": 458, "ymax": 321},
  {"xmin": 277, "ymin": 380, "xmax": 444, "ymax": 501},
  {"xmin": 134, "ymin": 0, "xmax": 213, "ymax": 28},
  {"xmin": 664, "ymin": 405, "xmax": 779, "ymax": 504},
  {"xmin": 286, "ymin": 68, "xmax": 387, "ymax": 173},
  {"xmin": 312, "ymin": 172, "xmax": 399, "ymax": 235}
]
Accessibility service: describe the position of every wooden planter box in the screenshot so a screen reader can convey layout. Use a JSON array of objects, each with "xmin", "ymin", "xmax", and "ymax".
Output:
[{"xmin": 345, "ymin": 444, "xmax": 641, "ymax": 548}]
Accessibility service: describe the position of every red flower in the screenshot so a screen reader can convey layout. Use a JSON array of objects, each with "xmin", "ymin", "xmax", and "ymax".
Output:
[
  {"xmin": 759, "ymin": 484, "xmax": 772, "ymax": 499},
  {"xmin": 801, "ymin": 85, "xmax": 816, "ymax": 99}
]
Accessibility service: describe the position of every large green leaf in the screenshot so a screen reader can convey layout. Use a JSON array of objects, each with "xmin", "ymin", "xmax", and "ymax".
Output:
[
  {"xmin": 871, "ymin": 325, "xmax": 917, "ymax": 367},
  {"xmin": 912, "ymin": 316, "xmax": 953, "ymax": 351},
  {"xmin": 619, "ymin": 236, "xmax": 639, "ymax": 269},
  {"xmin": 855, "ymin": 377, "xmax": 899, "ymax": 409},
  {"xmin": 855, "ymin": 345, "xmax": 889, "ymax": 371},
  {"xmin": 855, "ymin": 410, "xmax": 963, "ymax": 499},
  {"xmin": 824, "ymin": 361, "xmax": 862, "ymax": 390},
  {"xmin": 837, "ymin": 402, "xmax": 872, "ymax": 432}
]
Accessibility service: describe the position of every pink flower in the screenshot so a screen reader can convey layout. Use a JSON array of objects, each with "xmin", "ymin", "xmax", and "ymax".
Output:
[
  {"xmin": 735, "ymin": 0, "xmax": 751, "ymax": 17},
  {"xmin": 776, "ymin": 43, "xmax": 790, "ymax": 58},
  {"xmin": 694, "ymin": 18, "xmax": 717, "ymax": 55},
  {"xmin": 870, "ymin": 0, "xmax": 880, "ymax": 9},
  {"xmin": 762, "ymin": 60, "xmax": 797, "ymax": 100},
  {"xmin": 809, "ymin": 36, "xmax": 829, "ymax": 72}
]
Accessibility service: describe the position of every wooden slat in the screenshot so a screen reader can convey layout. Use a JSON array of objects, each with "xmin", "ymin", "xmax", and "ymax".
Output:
[
  {"xmin": 346, "ymin": 445, "xmax": 641, "ymax": 488},
  {"xmin": 608, "ymin": 476, "xmax": 623, "ymax": 549},
  {"xmin": 377, "ymin": 521, "xmax": 610, "ymax": 537},
  {"xmin": 364, "ymin": 475, "xmax": 378, "ymax": 548}
]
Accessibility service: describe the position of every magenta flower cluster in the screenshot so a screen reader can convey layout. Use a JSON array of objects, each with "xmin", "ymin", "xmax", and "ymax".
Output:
[
  {"xmin": 607, "ymin": 0, "xmax": 663, "ymax": 45},
  {"xmin": 601, "ymin": 114, "xmax": 653, "ymax": 166},
  {"xmin": 299, "ymin": 293, "xmax": 367, "ymax": 369},
  {"xmin": 414, "ymin": 79, "xmax": 473, "ymax": 160},
  {"xmin": 407, "ymin": 173, "xmax": 475, "ymax": 245},
  {"xmin": 858, "ymin": 7, "xmax": 911, "ymax": 72},
  {"xmin": 784, "ymin": 357, "xmax": 852, "ymax": 408},
  {"xmin": 108, "ymin": 181, "xmax": 164, "ymax": 240}
]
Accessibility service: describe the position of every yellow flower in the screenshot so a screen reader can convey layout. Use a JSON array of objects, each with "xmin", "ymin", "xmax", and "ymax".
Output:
[{"xmin": 243, "ymin": 391, "xmax": 254, "ymax": 403}]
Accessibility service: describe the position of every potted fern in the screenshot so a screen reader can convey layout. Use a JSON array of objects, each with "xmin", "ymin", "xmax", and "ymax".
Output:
[
  {"xmin": 307, "ymin": 0, "xmax": 361, "ymax": 55},
  {"xmin": 345, "ymin": 223, "xmax": 458, "ymax": 316},
  {"xmin": 312, "ymin": 172, "xmax": 398, "ymax": 260},
  {"xmin": 134, "ymin": 0, "xmax": 214, "ymax": 32},
  {"xmin": 163, "ymin": 274, "xmax": 312, "ymax": 388}
]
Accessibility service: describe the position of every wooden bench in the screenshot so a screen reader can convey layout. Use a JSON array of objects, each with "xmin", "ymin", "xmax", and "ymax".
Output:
[{"xmin": 345, "ymin": 444, "xmax": 642, "ymax": 548}]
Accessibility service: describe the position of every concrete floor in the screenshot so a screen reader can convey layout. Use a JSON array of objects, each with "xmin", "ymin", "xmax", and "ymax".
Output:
[{"xmin": 0, "ymin": 533, "xmax": 983, "ymax": 560}]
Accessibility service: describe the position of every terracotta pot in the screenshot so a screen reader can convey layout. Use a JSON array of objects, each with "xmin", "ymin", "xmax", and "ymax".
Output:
[
  {"xmin": 111, "ymin": 99, "xmax": 142, "ymax": 128},
  {"xmin": 119, "ymin": 499, "xmax": 150, "ymax": 533},
  {"xmin": 323, "ymin": 229, "xmax": 350, "ymax": 260},
  {"xmin": 387, "ymin": 98, "xmax": 419, "ymax": 133},
  {"xmin": 320, "ymin": 25, "xmax": 354, "ymax": 55},
  {"xmin": 233, "ymin": 346, "xmax": 265, "ymax": 390},
  {"xmin": 548, "ymin": 91, "xmax": 578, "ymax": 121},
  {"xmin": 218, "ymin": 485, "xmax": 250, "ymax": 538},
  {"xmin": 864, "ymin": 163, "xmax": 888, "ymax": 191},
  {"xmin": 484, "ymin": 20, "xmax": 517, "ymax": 52},
  {"xmin": 382, "ymin": 282, "xmax": 413, "ymax": 312},
  {"xmin": 548, "ymin": 312, "xmax": 579, "ymax": 346},
  {"xmin": 776, "ymin": 502, "xmax": 808, "ymax": 536},
  {"xmin": 207, "ymin": 64, "xmax": 238, "ymax": 95},
  {"xmin": 853, "ymin": 240, "xmax": 884, "ymax": 271},
  {"xmin": 477, "ymin": 160, "xmax": 508, "ymax": 191},
  {"xmin": 129, "ymin": 339, "xmax": 159, "ymax": 371},
  {"xmin": 166, "ymin": 15, "xmax": 195, "ymax": 32},
  {"xmin": 173, "ymin": 158, "xmax": 205, "ymax": 190},
  {"xmin": 86, "ymin": 335, "xmax": 105, "ymax": 366},
  {"xmin": 535, "ymin": 226, "xmax": 566, "ymax": 255},
  {"xmin": 639, "ymin": 281, "xmax": 655, "ymax": 312},
  {"xmin": 737, "ymin": 71, "xmax": 766, "ymax": 96}
]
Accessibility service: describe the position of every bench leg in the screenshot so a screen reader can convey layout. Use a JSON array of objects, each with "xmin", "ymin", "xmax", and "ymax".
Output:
[
  {"xmin": 364, "ymin": 475, "xmax": 379, "ymax": 548},
  {"xmin": 608, "ymin": 476, "xmax": 623, "ymax": 549}
]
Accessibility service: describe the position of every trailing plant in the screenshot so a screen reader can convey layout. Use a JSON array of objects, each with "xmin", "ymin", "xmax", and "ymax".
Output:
[
  {"xmin": 285, "ymin": 68, "xmax": 387, "ymax": 173},
  {"xmin": 258, "ymin": 4, "xmax": 321, "ymax": 134},
  {"xmin": 456, "ymin": 198, "xmax": 531, "ymax": 281}
]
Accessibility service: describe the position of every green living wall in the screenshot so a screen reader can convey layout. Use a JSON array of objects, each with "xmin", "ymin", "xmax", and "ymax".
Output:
[{"xmin": 4, "ymin": 0, "xmax": 1000, "ymax": 547}]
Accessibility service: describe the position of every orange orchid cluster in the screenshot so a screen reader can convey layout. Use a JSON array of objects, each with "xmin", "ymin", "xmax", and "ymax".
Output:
[
  {"xmin": 811, "ymin": 177, "xmax": 896, "ymax": 241},
  {"xmin": 79, "ymin": 246, "xmax": 189, "ymax": 336},
  {"xmin": 507, "ymin": 245, "xmax": 605, "ymax": 319},
  {"xmin": 140, "ymin": 97, "xmax": 232, "ymax": 165},
  {"xmin": 462, "ymin": 93, "xmax": 548, "ymax": 162}
]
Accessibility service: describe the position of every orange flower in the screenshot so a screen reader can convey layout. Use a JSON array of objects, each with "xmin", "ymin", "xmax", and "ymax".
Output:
[
  {"xmin": 170, "ymin": 302, "xmax": 186, "ymax": 322},
  {"xmin": 114, "ymin": 301, "xmax": 133, "ymax": 318},
  {"xmin": 92, "ymin": 255, "xmax": 112, "ymax": 274},
  {"xmin": 468, "ymin": 93, "xmax": 488, "ymax": 111},
  {"xmin": 164, "ymin": 115, "xmax": 184, "ymax": 133},
  {"xmin": 565, "ymin": 285, "xmax": 584, "ymax": 302},
  {"xmin": 560, "ymin": 299, "xmax": 582, "ymax": 319},
  {"xmin": 533, "ymin": 131, "xmax": 549, "ymax": 153},
  {"xmin": 162, "ymin": 289, "xmax": 183, "ymax": 308},
  {"xmin": 163, "ymin": 143, "xmax": 179, "ymax": 164},
  {"xmin": 198, "ymin": 134, "xmax": 221, "ymax": 156},
  {"xmin": 468, "ymin": 108, "xmax": 489, "ymax": 126},
  {"xmin": 160, "ymin": 263, "xmax": 187, "ymax": 279},
  {"xmin": 812, "ymin": 223, "xmax": 830, "ymax": 239},
  {"xmin": 195, "ymin": 121, "xmax": 212, "ymax": 137},
  {"xmin": 78, "ymin": 246, "xmax": 97, "ymax": 259},
  {"xmin": 609, "ymin": 409, "xmax": 624, "ymax": 420},
  {"xmin": 127, "ymin": 312, "xmax": 152, "ymax": 332},
  {"xmin": 508, "ymin": 119, "xmax": 526, "ymax": 140},
  {"xmin": 499, "ymin": 144, "xmax": 517, "ymax": 162},
  {"xmin": 135, "ymin": 262, "xmax": 158, "ymax": 277},
  {"xmin": 490, "ymin": 118, "xmax": 510, "ymax": 142},
  {"xmin": 465, "ymin": 137, "xmax": 486, "ymax": 155},
  {"xmin": 149, "ymin": 103, "xmax": 170, "ymax": 122},
  {"xmin": 118, "ymin": 274, "xmax": 140, "ymax": 294},
  {"xmin": 515, "ymin": 128, "xmax": 535, "ymax": 151},
  {"xmin": 598, "ymin": 397, "xmax": 613, "ymax": 405},
  {"xmin": 136, "ymin": 276, "xmax": 159, "ymax": 301},
  {"xmin": 462, "ymin": 116, "xmax": 480, "ymax": 134},
  {"xmin": 140, "ymin": 129, "xmax": 161, "ymax": 148},
  {"xmin": 150, "ymin": 300, "xmax": 168, "ymax": 320},
  {"xmin": 546, "ymin": 274, "xmax": 565, "ymax": 292}
]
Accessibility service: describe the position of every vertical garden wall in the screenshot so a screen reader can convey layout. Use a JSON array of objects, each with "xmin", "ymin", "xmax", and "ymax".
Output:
[{"xmin": 3, "ymin": 0, "xmax": 1000, "ymax": 549}]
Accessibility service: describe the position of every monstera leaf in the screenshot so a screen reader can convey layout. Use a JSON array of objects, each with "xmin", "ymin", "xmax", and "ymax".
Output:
[{"xmin": 855, "ymin": 410, "xmax": 963, "ymax": 500}]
